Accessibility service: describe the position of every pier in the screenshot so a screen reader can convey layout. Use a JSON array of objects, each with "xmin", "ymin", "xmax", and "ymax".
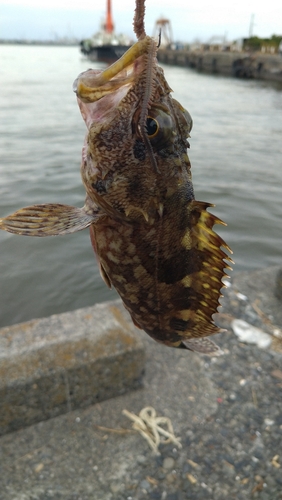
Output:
[
  {"xmin": 0, "ymin": 266, "xmax": 282, "ymax": 498},
  {"xmin": 157, "ymin": 49, "xmax": 282, "ymax": 83}
]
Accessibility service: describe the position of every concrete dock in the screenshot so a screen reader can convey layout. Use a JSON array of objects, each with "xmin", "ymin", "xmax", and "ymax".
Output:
[
  {"xmin": 0, "ymin": 302, "xmax": 145, "ymax": 436},
  {"xmin": 157, "ymin": 49, "xmax": 282, "ymax": 83},
  {"xmin": 0, "ymin": 266, "xmax": 282, "ymax": 499}
]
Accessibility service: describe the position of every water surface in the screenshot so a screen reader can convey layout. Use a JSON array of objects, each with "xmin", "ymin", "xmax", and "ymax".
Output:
[{"xmin": 0, "ymin": 45, "xmax": 281, "ymax": 327}]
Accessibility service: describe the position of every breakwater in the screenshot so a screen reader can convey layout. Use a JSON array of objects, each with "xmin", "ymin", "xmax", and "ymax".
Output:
[
  {"xmin": 157, "ymin": 49, "xmax": 282, "ymax": 82},
  {"xmin": 1, "ymin": 267, "xmax": 282, "ymax": 500}
]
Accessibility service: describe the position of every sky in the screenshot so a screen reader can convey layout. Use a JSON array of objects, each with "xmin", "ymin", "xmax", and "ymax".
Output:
[{"xmin": 1, "ymin": 0, "xmax": 282, "ymax": 44}]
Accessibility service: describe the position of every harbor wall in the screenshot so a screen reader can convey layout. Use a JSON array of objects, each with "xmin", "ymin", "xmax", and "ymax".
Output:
[
  {"xmin": 157, "ymin": 49, "xmax": 282, "ymax": 82},
  {"xmin": 1, "ymin": 266, "xmax": 281, "ymax": 436},
  {"xmin": 0, "ymin": 300, "xmax": 145, "ymax": 436}
]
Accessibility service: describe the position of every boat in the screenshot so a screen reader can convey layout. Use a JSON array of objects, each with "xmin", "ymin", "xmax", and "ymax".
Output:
[{"xmin": 80, "ymin": 0, "xmax": 132, "ymax": 64}]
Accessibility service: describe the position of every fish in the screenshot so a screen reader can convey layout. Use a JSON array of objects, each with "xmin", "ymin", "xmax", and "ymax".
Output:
[{"xmin": 0, "ymin": 0, "xmax": 232, "ymax": 354}]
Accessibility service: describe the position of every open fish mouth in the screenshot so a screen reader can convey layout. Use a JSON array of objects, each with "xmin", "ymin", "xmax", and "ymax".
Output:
[
  {"xmin": 73, "ymin": 37, "xmax": 151, "ymax": 103},
  {"xmin": 73, "ymin": 36, "xmax": 153, "ymax": 129}
]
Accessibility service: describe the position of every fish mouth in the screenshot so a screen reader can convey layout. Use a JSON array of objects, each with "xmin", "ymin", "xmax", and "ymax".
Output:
[
  {"xmin": 73, "ymin": 36, "xmax": 152, "ymax": 128},
  {"xmin": 73, "ymin": 36, "xmax": 151, "ymax": 103}
]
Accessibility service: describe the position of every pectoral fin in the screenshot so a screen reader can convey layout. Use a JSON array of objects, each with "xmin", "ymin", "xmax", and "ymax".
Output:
[{"xmin": 0, "ymin": 203, "xmax": 100, "ymax": 236}]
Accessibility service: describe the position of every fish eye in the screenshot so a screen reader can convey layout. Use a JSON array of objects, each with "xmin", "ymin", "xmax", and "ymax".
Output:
[
  {"xmin": 146, "ymin": 117, "xmax": 159, "ymax": 138},
  {"xmin": 134, "ymin": 105, "xmax": 176, "ymax": 151}
]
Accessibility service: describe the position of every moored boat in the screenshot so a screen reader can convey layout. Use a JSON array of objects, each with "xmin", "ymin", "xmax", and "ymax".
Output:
[{"xmin": 80, "ymin": 0, "xmax": 132, "ymax": 64}]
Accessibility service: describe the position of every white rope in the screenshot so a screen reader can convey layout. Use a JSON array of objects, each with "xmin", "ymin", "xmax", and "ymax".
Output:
[{"xmin": 122, "ymin": 406, "xmax": 182, "ymax": 455}]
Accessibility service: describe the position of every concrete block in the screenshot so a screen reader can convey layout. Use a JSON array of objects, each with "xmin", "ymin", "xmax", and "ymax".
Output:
[{"xmin": 0, "ymin": 300, "xmax": 145, "ymax": 435}]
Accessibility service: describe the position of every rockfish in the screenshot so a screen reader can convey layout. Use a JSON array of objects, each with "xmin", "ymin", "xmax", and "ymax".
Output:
[{"xmin": 0, "ymin": 0, "xmax": 232, "ymax": 353}]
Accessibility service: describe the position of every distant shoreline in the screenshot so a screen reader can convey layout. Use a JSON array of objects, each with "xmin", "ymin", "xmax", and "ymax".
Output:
[
  {"xmin": 158, "ymin": 48, "xmax": 282, "ymax": 83},
  {"xmin": 0, "ymin": 39, "xmax": 79, "ymax": 47}
]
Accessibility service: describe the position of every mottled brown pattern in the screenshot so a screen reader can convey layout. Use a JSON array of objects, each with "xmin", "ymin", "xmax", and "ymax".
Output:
[
  {"xmin": 90, "ymin": 189, "xmax": 231, "ymax": 348},
  {"xmin": 0, "ymin": 0, "xmax": 232, "ymax": 353}
]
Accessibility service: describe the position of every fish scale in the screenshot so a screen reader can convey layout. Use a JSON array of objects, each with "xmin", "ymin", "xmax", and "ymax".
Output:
[{"xmin": 0, "ymin": 0, "xmax": 232, "ymax": 354}]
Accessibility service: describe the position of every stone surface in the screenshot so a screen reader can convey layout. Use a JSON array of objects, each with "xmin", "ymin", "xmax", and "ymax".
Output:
[
  {"xmin": 157, "ymin": 49, "xmax": 282, "ymax": 83},
  {"xmin": 0, "ymin": 328, "xmax": 218, "ymax": 500},
  {"xmin": 274, "ymin": 268, "xmax": 282, "ymax": 301},
  {"xmin": 0, "ymin": 300, "xmax": 145, "ymax": 435},
  {"xmin": 0, "ymin": 267, "xmax": 282, "ymax": 500},
  {"xmin": 231, "ymin": 319, "xmax": 272, "ymax": 348}
]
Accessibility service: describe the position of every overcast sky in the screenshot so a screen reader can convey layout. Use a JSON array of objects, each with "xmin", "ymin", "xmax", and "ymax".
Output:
[{"xmin": 1, "ymin": 0, "xmax": 281, "ymax": 43}]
